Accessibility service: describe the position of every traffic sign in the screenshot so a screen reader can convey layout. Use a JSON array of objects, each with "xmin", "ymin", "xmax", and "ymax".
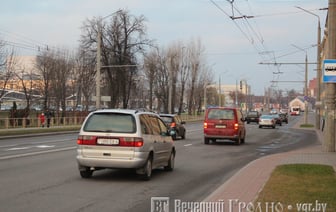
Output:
[{"xmin": 323, "ymin": 59, "xmax": 336, "ymax": 83}]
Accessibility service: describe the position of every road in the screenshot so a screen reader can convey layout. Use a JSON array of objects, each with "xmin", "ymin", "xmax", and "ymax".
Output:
[{"xmin": 0, "ymin": 115, "xmax": 318, "ymax": 212}]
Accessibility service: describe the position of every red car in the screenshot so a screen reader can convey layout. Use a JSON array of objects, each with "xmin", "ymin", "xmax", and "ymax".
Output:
[{"xmin": 203, "ymin": 107, "xmax": 246, "ymax": 145}]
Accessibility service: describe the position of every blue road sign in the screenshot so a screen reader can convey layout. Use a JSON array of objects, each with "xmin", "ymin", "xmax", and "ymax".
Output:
[{"xmin": 323, "ymin": 59, "xmax": 336, "ymax": 83}]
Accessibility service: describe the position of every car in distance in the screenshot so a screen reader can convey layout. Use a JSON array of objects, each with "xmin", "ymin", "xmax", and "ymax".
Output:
[
  {"xmin": 159, "ymin": 114, "xmax": 186, "ymax": 140},
  {"xmin": 245, "ymin": 111, "xmax": 260, "ymax": 124},
  {"xmin": 258, "ymin": 114, "xmax": 276, "ymax": 129},
  {"xmin": 203, "ymin": 107, "xmax": 246, "ymax": 145},
  {"xmin": 271, "ymin": 113, "xmax": 282, "ymax": 126},
  {"xmin": 279, "ymin": 113, "xmax": 288, "ymax": 124},
  {"xmin": 76, "ymin": 109, "xmax": 175, "ymax": 180}
]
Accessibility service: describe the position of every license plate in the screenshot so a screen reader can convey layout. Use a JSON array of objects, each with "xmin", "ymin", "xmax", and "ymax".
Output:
[
  {"xmin": 216, "ymin": 125, "xmax": 226, "ymax": 128},
  {"xmin": 97, "ymin": 138, "xmax": 119, "ymax": 145}
]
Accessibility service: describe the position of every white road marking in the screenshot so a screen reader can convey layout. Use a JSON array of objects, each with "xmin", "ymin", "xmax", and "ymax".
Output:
[
  {"xmin": 7, "ymin": 147, "xmax": 31, "ymax": 151},
  {"xmin": 184, "ymin": 144, "xmax": 192, "ymax": 147}
]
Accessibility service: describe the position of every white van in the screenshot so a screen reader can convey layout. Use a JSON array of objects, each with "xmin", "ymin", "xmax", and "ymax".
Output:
[{"xmin": 76, "ymin": 109, "xmax": 175, "ymax": 180}]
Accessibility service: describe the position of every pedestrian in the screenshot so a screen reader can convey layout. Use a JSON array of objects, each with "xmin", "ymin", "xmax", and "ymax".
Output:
[
  {"xmin": 45, "ymin": 109, "xmax": 52, "ymax": 128},
  {"xmin": 39, "ymin": 113, "xmax": 45, "ymax": 127}
]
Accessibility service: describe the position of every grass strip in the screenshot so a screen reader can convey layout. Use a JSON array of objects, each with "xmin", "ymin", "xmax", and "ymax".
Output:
[{"xmin": 255, "ymin": 164, "xmax": 336, "ymax": 212}]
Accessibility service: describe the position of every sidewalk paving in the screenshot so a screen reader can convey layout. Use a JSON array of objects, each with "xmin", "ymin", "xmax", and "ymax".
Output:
[{"xmin": 204, "ymin": 112, "xmax": 336, "ymax": 207}]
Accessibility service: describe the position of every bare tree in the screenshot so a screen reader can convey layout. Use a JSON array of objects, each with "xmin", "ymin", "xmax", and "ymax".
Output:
[
  {"xmin": 143, "ymin": 49, "xmax": 159, "ymax": 111},
  {"xmin": 80, "ymin": 9, "xmax": 152, "ymax": 109},
  {"xmin": 36, "ymin": 50, "xmax": 55, "ymax": 110},
  {"xmin": 75, "ymin": 48, "xmax": 96, "ymax": 111},
  {"xmin": 187, "ymin": 39, "xmax": 204, "ymax": 115},
  {"xmin": 0, "ymin": 41, "xmax": 16, "ymax": 102}
]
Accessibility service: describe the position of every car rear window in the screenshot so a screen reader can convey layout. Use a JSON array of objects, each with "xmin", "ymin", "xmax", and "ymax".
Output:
[
  {"xmin": 160, "ymin": 116, "xmax": 173, "ymax": 123},
  {"xmin": 83, "ymin": 113, "xmax": 136, "ymax": 133},
  {"xmin": 207, "ymin": 109, "xmax": 234, "ymax": 120}
]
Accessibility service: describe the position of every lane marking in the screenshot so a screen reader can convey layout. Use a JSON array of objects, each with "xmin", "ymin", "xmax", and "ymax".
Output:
[
  {"xmin": 184, "ymin": 144, "xmax": 192, "ymax": 147},
  {"xmin": 0, "ymin": 146, "xmax": 76, "ymax": 160}
]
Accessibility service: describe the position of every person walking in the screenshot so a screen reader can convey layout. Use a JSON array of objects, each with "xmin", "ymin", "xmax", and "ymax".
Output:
[
  {"xmin": 39, "ymin": 113, "xmax": 45, "ymax": 127},
  {"xmin": 45, "ymin": 109, "xmax": 52, "ymax": 128}
]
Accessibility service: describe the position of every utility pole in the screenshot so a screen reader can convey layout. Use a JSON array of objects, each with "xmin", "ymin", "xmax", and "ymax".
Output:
[
  {"xmin": 324, "ymin": 0, "xmax": 336, "ymax": 152},
  {"xmin": 96, "ymin": 20, "xmax": 102, "ymax": 110}
]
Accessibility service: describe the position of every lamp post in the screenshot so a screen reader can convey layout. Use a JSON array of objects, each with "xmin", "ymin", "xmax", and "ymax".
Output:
[{"xmin": 296, "ymin": 6, "xmax": 322, "ymax": 129}]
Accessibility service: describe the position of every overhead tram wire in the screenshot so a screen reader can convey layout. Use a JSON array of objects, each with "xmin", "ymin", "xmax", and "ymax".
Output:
[{"xmin": 209, "ymin": 0, "xmax": 281, "ymax": 79}]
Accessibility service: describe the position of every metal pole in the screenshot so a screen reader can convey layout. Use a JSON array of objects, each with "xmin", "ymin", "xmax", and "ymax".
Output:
[
  {"xmin": 304, "ymin": 54, "xmax": 308, "ymax": 124},
  {"xmin": 96, "ymin": 20, "xmax": 102, "ymax": 110},
  {"xmin": 296, "ymin": 6, "xmax": 322, "ymax": 129},
  {"xmin": 324, "ymin": 0, "xmax": 336, "ymax": 152}
]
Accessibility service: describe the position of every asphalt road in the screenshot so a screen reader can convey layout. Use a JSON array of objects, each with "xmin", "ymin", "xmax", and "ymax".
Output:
[{"xmin": 0, "ymin": 115, "xmax": 318, "ymax": 212}]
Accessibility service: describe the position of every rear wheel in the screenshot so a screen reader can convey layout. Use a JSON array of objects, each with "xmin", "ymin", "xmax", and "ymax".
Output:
[
  {"xmin": 79, "ymin": 167, "xmax": 93, "ymax": 178},
  {"xmin": 181, "ymin": 131, "xmax": 186, "ymax": 139},
  {"xmin": 140, "ymin": 157, "xmax": 152, "ymax": 181},
  {"xmin": 204, "ymin": 138, "xmax": 210, "ymax": 144},
  {"xmin": 164, "ymin": 151, "xmax": 175, "ymax": 171},
  {"xmin": 235, "ymin": 137, "xmax": 241, "ymax": 145}
]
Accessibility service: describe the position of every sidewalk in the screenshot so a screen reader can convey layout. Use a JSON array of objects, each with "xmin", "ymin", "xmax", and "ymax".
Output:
[{"xmin": 204, "ymin": 112, "xmax": 336, "ymax": 207}]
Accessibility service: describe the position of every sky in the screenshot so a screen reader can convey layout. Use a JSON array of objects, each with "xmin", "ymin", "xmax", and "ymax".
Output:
[{"xmin": 0, "ymin": 0, "xmax": 329, "ymax": 95}]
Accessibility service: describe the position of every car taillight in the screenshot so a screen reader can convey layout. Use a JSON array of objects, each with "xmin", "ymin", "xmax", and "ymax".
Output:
[
  {"xmin": 203, "ymin": 122, "xmax": 208, "ymax": 129},
  {"xmin": 119, "ymin": 137, "xmax": 144, "ymax": 147},
  {"xmin": 170, "ymin": 122, "xmax": 176, "ymax": 128},
  {"xmin": 77, "ymin": 135, "xmax": 97, "ymax": 145},
  {"xmin": 234, "ymin": 123, "xmax": 239, "ymax": 130}
]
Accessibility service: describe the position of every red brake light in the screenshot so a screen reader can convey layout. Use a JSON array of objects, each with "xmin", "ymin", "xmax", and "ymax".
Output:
[
  {"xmin": 77, "ymin": 135, "xmax": 97, "ymax": 145},
  {"xmin": 234, "ymin": 123, "xmax": 239, "ymax": 130},
  {"xmin": 204, "ymin": 122, "xmax": 208, "ymax": 129},
  {"xmin": 119, "ymin": 137, "xmax": 144, "ymax": 147},
  {"xmin": 170, "ymin": 122, "xmax": 176, "ymax": 128}
]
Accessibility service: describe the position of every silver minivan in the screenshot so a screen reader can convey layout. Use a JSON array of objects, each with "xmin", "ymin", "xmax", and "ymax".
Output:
[{"xmin": 76, "ymin": 109, "xmax": 175, "ymax": 180}]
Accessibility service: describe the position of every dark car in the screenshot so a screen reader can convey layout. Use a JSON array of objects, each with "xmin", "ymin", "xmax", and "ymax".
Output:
[
  {"xmin": 279, "ymin": 113, "xmax": 288, "ymax": 124},
  {"xmin": 160, "ymin": 114, "xmax": 186, "ymax": 140},
  {"xmin": 245, "ymin": 111, "xmax": 260, "ymax": 124},
  {"xmin": 271, "ymin": 114, "xmax": 282, "ymax": 126}
]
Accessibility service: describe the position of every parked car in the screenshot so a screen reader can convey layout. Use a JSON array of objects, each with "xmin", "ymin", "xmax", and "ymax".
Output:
[
  {"xmin": 258, "ymin": 115, "xmax": 276, "ymax": 129},
  {"xmin": 245, "ymin": 111, "xmax": 260, "ymax": 124},
  {"xmin": 203, "ymin": 107, "xmax": 246, "ymax": 145},
  {"xmin": 279, "ymin": 113, "xmax": 288, "ymax": 124},
  {"xmin": 76, "ymin": 109, "xmax": 175, "ymax": 180},
  {"xmin": 159, "ymin": 114, "xmax": 186, "ymax": 140}
]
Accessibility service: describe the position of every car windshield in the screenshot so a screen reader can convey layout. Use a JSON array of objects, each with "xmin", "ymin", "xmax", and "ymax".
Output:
[
  {"xmin": 208, "ymin": 109, "xmax": 234, "ymax": 120},
  {"xmin": 83, "ymin": 113, "xmax": 136, "ymax": 133},
  {"xmin": 248, "ymin": 111, "xmax": 258, "ymax": 115}
]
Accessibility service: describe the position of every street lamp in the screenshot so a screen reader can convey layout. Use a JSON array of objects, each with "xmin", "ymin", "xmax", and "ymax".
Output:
[
  {"xmin": 292, "ymin": 44, "xmax": 308, "ymax": 125},
  {"xmin": 295, "ymin": 6, "xmax": 322, "ymax": 129}
]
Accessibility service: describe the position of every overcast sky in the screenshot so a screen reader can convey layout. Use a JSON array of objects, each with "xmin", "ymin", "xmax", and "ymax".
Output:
[{"xmin": 0, "ymin": 0, "xmax": 329, "ymax": 95}]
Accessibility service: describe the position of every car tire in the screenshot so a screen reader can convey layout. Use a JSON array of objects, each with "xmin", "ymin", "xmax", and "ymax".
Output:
[
  {"xmin": 204, "ymin": 138, "xmax": 210, "ymax": 144},
  {"xmin": 140, "ymin": 157, "xmax": 153, "ymax": 181},
  {"xmin": 259, "ymin": 125, "xmax": 262, "ymax": 128},
  {"xmin": 79, "ymin": 167, "xmax": 93, "ymax": 179},
  {"xmin": 181, "ymin": 131, "xmax": 186, "ymax": 140},
  {"xmin": 164, "ymin": 151, "xmax": 175, "ymax": 171},
  {"xmin": 272, "ymin": 125, "xmax": 276, "ymax": 129},
  {"xmin": 235, "ymin": 137, "xmax": 241, "ymax": 145}
]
